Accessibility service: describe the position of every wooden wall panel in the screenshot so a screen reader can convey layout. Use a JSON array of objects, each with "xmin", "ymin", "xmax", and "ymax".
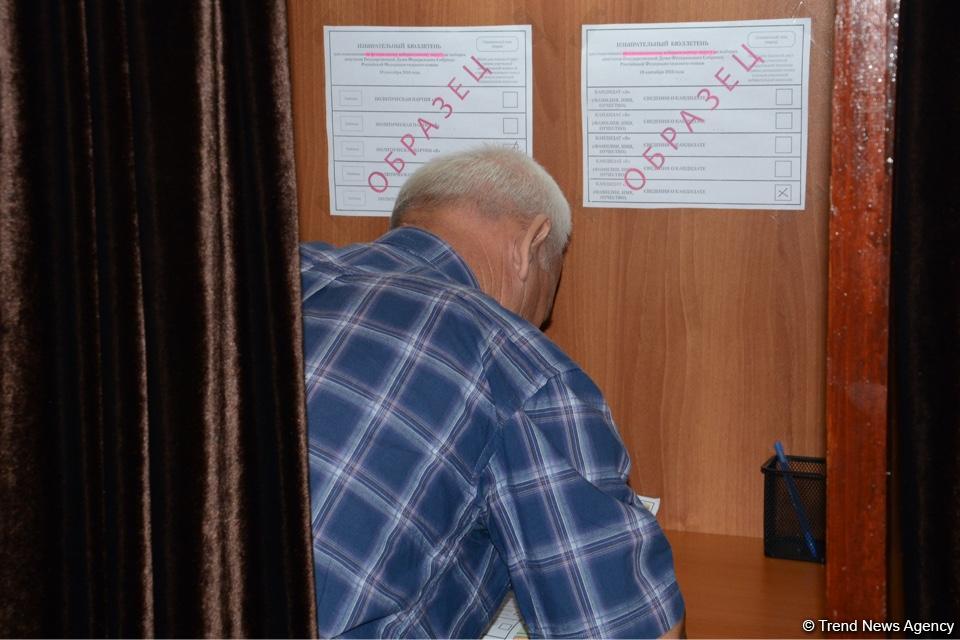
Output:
[{"xmin": 288, "ymin": 0, "xmax": 834, "ymax": 537}]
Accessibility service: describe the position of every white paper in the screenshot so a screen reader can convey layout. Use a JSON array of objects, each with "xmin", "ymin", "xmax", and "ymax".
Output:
[
  {"xmin": 637, "ymin": 494, "xmax": 661, "ymax": 515},
  {"xmin": 323, "ymin": 26, "xmax": 533, "ymax": 216},
  {"xmin": 482, "ymin": 595, "xmax": 529, "ymax": 640},
  {"xmin": 582, "ymin": 19, "xmax": 811, "ymax": 210},
  {"xmin": 482, "ymin": 495, "xmax": 662, "ymax": 638}
]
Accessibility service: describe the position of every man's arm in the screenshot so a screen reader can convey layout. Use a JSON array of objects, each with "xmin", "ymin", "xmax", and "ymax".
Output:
[
  {"xmin": 482, "ymin": 368, "xmax": 685, "ymax": 639},
  {"xmin": 661, "ymin": 616, "xmax": 686, "ymax": 638}
]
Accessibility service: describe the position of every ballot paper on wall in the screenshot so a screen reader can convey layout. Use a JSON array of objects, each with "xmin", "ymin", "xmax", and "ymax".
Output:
[
  {"xmin": 481, "ymin": 494, "xmax": 662, "ymax": 639},
  {"xmin": 323, "ymin": 26, "xmax": 533, "ymax": 216},
  {"xmin": 582, "ymin": 18, "xmax": 811, "ymax": 210}
]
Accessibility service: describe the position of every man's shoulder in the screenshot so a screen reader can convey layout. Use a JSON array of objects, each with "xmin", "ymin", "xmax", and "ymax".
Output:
[
  {"xmin": 300, "ymin": 237, "xmax": 474, "ymax": 295},
  {"xmin": 301, "ymin": 240, "xmax": 369, "ymax": 273},
  {"xmin": 298, "ymin": 238, "xmax": 582, "ymax": 400},
  {"xmin": 300, "ymin": 240, "xmax": 335, "ymax": 261},
  {"xmin": 452, "ymin": 296, "xmax": 584, "ymax": 407}
]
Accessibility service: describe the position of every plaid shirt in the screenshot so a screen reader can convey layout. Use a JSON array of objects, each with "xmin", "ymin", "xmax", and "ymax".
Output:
[{"xmin": 301, "ymin": 228, "xmax": 683, "ymax": 638}]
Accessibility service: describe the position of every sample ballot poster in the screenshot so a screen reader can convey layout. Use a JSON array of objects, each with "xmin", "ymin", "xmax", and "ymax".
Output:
[
  {"xmin": 582, "ymin": 19, "xmax": 811, "ymax": 210},
  {"xmin": 324, "ymin": 26, "xmax": 533, "ymax": 216}
]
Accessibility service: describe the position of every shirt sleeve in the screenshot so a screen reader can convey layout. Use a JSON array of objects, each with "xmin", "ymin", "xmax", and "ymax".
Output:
[{"xmin": 481, "ymin": 368, "xmax": 684, "ymax": 639}]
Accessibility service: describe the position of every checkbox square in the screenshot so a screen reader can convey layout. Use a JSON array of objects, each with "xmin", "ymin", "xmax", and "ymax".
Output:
[
  {"xmin": 775, "ymin": 136, "xmax": 793, "ymax": 154},
  {"xmin": 776, "ymin": 88, "xmax": 794, "ymax": 106},
  {"xmin": 502, "ymin": 91, "xmax": 519, "ymax": 108},
  {"xmin": 775, "ymin": 160, "xmax": 793, "ymax": 177},
  {"xmin": 775, "ymin": 112, "xmax": 793, "ymax": 129},
  {"xmin": 774, "ymin": 184, "xmax": 792, "ymax": 201},
  {"xmin": 502, "ymin": 117, "xmax": 519, "ymax": 135}
]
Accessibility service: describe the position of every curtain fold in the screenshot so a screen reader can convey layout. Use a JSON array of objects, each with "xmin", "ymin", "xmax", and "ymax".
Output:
[
  {"xmin": 892, "ymin": 0, "xmax": 960, "ymax": 630},
  {"xmin": 0, "ymin": 1, "xmax": 316, "ymax": 636}
]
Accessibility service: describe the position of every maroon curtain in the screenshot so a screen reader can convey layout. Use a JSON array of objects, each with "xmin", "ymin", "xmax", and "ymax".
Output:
[
  {"xmin": 892, "ymin": 0, "xmax": 960, "ymax": 630},
  {"xmin": 0, "ymin": 1, "xmax": 316, "ymax": 636}
]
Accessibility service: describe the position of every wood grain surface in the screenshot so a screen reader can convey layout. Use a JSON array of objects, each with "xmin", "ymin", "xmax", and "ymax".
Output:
[
  {"xmin": 668, "ymin": 529, "xmax": 825, "ymax": 638},
  {"xmin": 288, "ymin": 0, "xmax": 835, "ymax": 538},
  {"xmin": 825, "ymin": 0, "xmax": 898, "ymax": 624}
]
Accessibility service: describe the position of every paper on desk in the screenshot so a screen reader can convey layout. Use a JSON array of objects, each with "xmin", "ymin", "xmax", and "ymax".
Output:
[
  {"xmin": 323, "ymin": 25, "xmax": 533, "ymax": 216},
  {"xmin": 637, "ymin": 494, "xmax": 661, "ymax": 515},
  {"xmin": 482, "ymin": 494, "xmax": 662, "ymax": 638},
  {"xmin": 482, "ymin": 594, "xmax": 528, "ymax": 640}
]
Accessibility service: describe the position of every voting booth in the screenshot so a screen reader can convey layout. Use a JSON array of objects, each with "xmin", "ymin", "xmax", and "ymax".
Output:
[{"xmin": 288, "ymin": 1, "xmax": 895, "ymax": 636}]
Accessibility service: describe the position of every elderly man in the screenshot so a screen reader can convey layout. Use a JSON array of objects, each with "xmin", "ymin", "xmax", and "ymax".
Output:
[{"xmin": 301, "ymin": 148, "xmax": 684, "ymax": 638}]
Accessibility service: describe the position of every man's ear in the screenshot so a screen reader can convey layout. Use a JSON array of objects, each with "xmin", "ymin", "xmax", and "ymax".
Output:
[{"xmin": 512, "ymin": 214, "xmax": 552, "ymax": 282}]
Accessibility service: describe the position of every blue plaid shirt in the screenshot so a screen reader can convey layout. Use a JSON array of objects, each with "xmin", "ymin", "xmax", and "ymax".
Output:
[{"xmin": 301, "ymin": 228, "xmax": 683, "ymax": 638}]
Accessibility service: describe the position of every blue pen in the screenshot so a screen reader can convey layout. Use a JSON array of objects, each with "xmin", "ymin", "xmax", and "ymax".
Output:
[{"xmin": 774, "ymin": 441, "xmax": 820, "ymax": 560}]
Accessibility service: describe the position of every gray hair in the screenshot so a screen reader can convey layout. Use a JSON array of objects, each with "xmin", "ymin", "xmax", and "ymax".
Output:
[{"xmin": 390, "ymin": 147, "xmax": 571, "ymax": 261}]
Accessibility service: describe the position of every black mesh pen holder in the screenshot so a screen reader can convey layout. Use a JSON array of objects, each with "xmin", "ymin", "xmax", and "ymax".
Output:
[{"xmin": 761, "ymin": 455, "xmax": 826, "ymax": 563}]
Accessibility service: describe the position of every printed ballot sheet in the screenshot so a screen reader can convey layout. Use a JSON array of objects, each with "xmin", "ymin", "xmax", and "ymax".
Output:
[
  {"xmin": 324, "ymin": 26, "xmax": 533, "ymax": 216},
  {"xmin": 582, "ymin": 19, "xmax": 811, "ymax": 210}
]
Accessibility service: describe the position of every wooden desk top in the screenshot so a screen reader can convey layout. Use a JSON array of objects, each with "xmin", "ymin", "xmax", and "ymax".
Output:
[{"xmin": 666, "ymin": 530, "xmax": 825, "ymax": 639}]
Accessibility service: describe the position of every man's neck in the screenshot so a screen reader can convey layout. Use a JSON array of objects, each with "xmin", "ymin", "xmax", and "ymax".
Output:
[{"xmin": 397, "ymin": 209, "xmax": 522, "ymax": 315}]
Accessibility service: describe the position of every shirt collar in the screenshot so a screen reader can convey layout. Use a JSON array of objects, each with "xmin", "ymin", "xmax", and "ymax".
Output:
[{"xmin": 377, "ymin": 227, "xmax": 480, "ymax": 290}]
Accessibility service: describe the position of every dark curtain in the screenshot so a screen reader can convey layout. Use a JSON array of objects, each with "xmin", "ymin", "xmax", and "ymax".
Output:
[
  {"xmin": 892, "ymin": 0, "xmax": 960, "ymax": 631},
  {"xmin": 0, "ymin": 1, "xmax": 316, "ymax": 636}
]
